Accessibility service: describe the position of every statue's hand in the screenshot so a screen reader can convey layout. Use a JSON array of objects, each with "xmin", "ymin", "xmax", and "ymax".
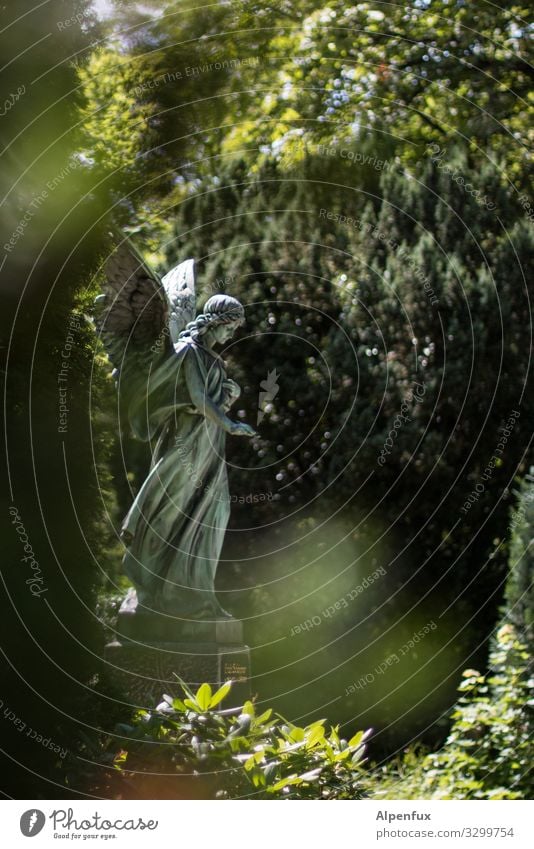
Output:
[{"xmin": 228, "ymin": 421, "xmax": 257, "ymax": 438}]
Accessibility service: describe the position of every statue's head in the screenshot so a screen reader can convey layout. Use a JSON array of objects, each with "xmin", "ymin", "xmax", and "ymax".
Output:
[
  {"xmin": 179, "ymin": 293, "xmax": 245, "ymax": 344},
  {"xmin": 203, "ymin": 294, "xmax": 245, "ymax": 326}
]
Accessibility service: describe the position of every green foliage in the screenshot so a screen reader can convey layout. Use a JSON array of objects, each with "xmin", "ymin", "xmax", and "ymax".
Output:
[
  {"xmin": 368, "ymin": 624, "xmax": 533, "ymax": 800},
  {"xmin": 94, "ymin": 0, "xmax": 533, "ymax": 205},
  {"xmin": 430, "ymin": 626, "xmax": 533, "ymax": 799},
  {"xmin": 267, "ymin": 1, "xmax": 533, "ymax": 171},
  {"xmin": 99, "ymin": 681, "xmax": 370, "ymax": 799},
  {"xmin": 504, "ymin": 472, "xmax": 534, "ymax": 650},
  {"xmin": 365, "ymin": 479, "xmax": 534, "ymax": 800}
]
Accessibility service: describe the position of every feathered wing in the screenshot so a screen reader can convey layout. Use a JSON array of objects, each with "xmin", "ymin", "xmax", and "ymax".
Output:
[
  {"xmin": 161, "ymin": 258, "xmax": 196, "ymax": 343},
  {"xmin": 94, "ymin": 241, "xmax": 197, "ymax": 426},
  {"xmin": 93, "ymin": 239, "xmax": 172, "ymax": 404}
]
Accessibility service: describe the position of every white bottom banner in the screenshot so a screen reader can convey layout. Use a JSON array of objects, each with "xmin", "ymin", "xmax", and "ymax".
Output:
[{"xmin": 2, "ymin": 800, "xmax": 533, "ymax": 848}]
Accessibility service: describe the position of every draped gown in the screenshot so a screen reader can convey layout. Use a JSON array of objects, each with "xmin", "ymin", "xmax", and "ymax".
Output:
[{"xmin": 121, "ymin": 338, "xmax": 233, "ymax": 618}]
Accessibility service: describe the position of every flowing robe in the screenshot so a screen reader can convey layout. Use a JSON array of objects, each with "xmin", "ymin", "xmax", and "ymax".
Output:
[{"xmin": 121, "ymin": 339, "xmax": 232, "ymax": 617}]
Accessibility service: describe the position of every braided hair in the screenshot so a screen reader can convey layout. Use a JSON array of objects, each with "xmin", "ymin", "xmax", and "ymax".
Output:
[{"xmin": 179, "ymin": 294, "xmax": 245, "ymax": 342}]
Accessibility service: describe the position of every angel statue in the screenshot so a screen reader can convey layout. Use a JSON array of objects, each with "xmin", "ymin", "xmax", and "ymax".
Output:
[{"xmin": 95, "ymin": 240, "xmax": 256, "ymax": 623}]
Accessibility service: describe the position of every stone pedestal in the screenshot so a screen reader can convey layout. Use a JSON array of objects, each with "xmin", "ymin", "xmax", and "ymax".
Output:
[{"xmin": 104, "ymin": 592, "xmax": 251, "ymax": 709}]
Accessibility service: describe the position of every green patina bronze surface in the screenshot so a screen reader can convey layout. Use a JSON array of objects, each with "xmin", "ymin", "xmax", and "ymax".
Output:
[
  {"xmin": 95, "ymin": 245, "xmax": 256, "ymax": 625},
  {"xmin": 122, "ymin": 317, "xmax": 255, "ymax": 618}
]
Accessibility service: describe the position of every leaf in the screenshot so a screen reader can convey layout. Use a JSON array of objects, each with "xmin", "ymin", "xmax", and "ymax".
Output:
[
  {"xmin": 173, "ymin": 674, "xmax": 195, "ymax": 701},
  {"xmin": 255, "ymin": 708, "xmax": 273, "ymax": 724},
  {"xmin": 305, "ymin": 725, "xmax": 325, "ymax": 748},
  {"xmin": 277, "ymin": 739, "xmax": 306, "ymax": 754},
  {"xmin": 348, "ymin": 730, "xmax": 364, "ymax": 748},
  {"xmin": 299, "ymin": 768, "xmax": 322, "ymax": 782},
  {"xmin": 226, "ymin": 713, "xmax": 252, "ymax": 740},
  {"xmin": 252, "ymin": 771, "xmax": 267, "ymax": 788},
  {"xmin": 242, "ymin": 700, "xmax": 255, "ymax": 716},
  {"xmin": 172, "ymin": 698, "xmax": 187, "ymax": 711},
  {"xmin": 271, "ymin": 774, "xmax": 302, "ymax": 792},
  {"xmin": 329, "ymin": 726, "xmax": 340, "ymax": 746},
  {"xmin": 195, "ymin": 683, "xmax": 212, "ymax": 711},
  {"xmin": 351, "ymin": 746, "xmax": 366, "ymax": 764},
  {"xmin": 209, "ymin": 681, "xmax": 232, "ymax": 708},
  {"xmin": 184, "ymin": 698, "xmax": 201, "ymax": 712},
  {"xmin": 289, "ymin": 726, "xmax": 305, "ymax": 742}
]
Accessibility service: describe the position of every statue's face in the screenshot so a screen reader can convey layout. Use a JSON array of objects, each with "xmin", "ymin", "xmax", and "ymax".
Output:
[{"xmin": 211, "ymin": 321, "xmax": 238, "ymax": 345}]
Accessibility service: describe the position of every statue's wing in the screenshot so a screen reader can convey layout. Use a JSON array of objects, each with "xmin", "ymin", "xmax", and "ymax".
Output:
[
  {"xmin": 161, "ymin": 258, "xmax": 196, "ymax": 344},
  {"xmin": 94, "ymin": 239, "xmax": 170, "ymax": 379}
]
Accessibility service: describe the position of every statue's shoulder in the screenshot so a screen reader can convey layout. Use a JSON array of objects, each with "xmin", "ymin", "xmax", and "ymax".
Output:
[
  {"xmin": 174, "ymin": 338, "xmax": 198, "ymax": 356},
  {"xmin": 174, "ymin": 338, "xmax": 217, "ymax": 359},
  {"xmin": 173, "ymin": 339, "xmax": 208, "ymax": 371}
]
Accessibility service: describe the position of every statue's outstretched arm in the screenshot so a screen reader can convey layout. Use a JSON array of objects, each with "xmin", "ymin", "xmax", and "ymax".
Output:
[
  {"xmin": 184, "ymin": 353, "xmax": 256, "ymax": 437},
  {"xmin": 184, "ymin": 356, "xmax": 256, "ymax": 436}
]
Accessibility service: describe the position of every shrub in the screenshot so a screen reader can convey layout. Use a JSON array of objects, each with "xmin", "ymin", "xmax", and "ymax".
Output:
[
  {"xmin": 366, "ymin": 507, "xmax": 534, "ymax": 802},
  {"xmin": 98, "ymin": 681, "xmax": 371, "ymax": 799},
  {"xmin": 417, "ymin": 625, "xmax": 533, "ymax": 799}
]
